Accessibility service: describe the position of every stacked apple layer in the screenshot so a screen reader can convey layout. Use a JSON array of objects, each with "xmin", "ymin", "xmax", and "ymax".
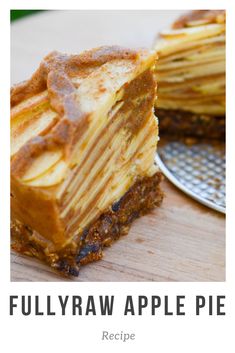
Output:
[
  {"xmin": 154, "ymin": 13, "xmax": 225, "ymax": 116},
  {"xmin": 11, "ymin": 48, "xmax": 159, "ymax": 253}
]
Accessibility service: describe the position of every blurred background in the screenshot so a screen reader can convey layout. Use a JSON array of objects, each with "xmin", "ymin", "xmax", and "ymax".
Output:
[
  {"xmin": 11, "ymin": 10, "xmax": 184, "ymax": 84},
  {"xmin": 11, "ymin": 10, "xmax": 43, "ymax": 22}
]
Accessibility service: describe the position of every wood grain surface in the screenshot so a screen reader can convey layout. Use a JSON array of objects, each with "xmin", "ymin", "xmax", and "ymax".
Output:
[
  {"xmin": 10, "ymin": 10, "xmax": 225, "ymax": 282},
  {"xmin": 11, "ymin": 178, "xmax": 225, "ymax": 282}
]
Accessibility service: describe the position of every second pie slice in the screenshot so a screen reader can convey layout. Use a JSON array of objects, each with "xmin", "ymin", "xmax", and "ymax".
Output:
[{"xmin": 154, "ymin": 10, "xmax": 225, "ymax": 139}]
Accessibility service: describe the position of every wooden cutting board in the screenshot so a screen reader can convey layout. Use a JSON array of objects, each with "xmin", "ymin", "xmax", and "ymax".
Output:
[
  {"xmin": 11, "ymin": 178, "xmax": 225, "ymax": 282},
  {"xmin": 10, "ymin": 10, "xmax": 225, "ymax": 282}
]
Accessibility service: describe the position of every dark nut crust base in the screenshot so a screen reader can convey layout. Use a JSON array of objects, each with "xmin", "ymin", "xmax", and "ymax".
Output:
[
  {"xmin": 11, "ymin": 171, "xmax": 163, "ymax": 277},
  {"xmin": 156, "ymin": 108, "xmax": 225, "ymax": 140}
]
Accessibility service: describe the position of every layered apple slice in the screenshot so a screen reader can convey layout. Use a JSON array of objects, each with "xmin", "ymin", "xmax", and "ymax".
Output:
[
  {"xmin": 11, "ymin": 46, "xmax": 163, "ymax": 276},
  {"xmin": 154, "ymin": 10, "xmax": 226, "ymax": 139}
]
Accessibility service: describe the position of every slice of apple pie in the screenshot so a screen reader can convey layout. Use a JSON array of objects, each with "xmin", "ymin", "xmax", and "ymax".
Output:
[
  {"xmin": 11, "ymin": 46, "xmax": 163, "ymax": 277},
  {"xmin": 154, "ymin": 10, "xmax": 225, "ymax": 139}
]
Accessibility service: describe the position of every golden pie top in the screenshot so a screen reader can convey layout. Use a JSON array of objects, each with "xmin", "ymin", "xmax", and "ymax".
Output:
[
  {"xmin": 11, "ymin": 46, "xmax": 159, "ymax": 248},
  {"xmin": 154, "ymin": 11, "xmax": 225, "ymax": 115},
  {"xmin": 172, "ymin": 10, "xmax": 225, "ymax": 29},
  {"xmin": 11, "ymin": 46, "xmax": 157, "ymax": 178}
]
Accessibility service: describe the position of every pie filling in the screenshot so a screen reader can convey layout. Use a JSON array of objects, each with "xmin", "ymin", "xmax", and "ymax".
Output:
[
  {"xmin": 154, "ymin": 10, "xmax": 225, "ymax": 138},
  {"xmin": 11, "ymin": 46, "xmax": 163, "ymax": 276},
  {"xmin": 11, "ymin": 172, "xmax": 163, "ymax": 277}
]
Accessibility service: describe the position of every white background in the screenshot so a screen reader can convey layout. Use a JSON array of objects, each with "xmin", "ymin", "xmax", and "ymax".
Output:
[{"xmin": 1, "ymin": 0, "xmax": 235, "ymax": 352}]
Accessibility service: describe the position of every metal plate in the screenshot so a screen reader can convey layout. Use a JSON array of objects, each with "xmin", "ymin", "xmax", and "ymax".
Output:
[{"xmin": 155, "ymin": 141, "xmax": 226, "ymax": 213}]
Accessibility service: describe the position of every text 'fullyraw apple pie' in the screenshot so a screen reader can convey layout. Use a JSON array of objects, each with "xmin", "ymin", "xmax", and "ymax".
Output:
[{"xmin": 11, "ymin": 46, "xmax": 163, "ymax": 276}]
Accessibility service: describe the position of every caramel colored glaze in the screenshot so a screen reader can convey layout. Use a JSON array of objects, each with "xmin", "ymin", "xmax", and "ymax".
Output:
[
  {"xmin": 59, "ymin": 105, "xmax": 124, "ymax": 208},
  {"xmin": 66, "ymin": 174, "xmax": 114, "ymax": 235},
  {"xmin": 11, "ymin": 47, "xmax": 139, "ymax": 107},
  {"xmin": 11, "ymin": 46, "xmax": 141, "ymax": 177},
  {"xmin": 121, "ymin": 69, "xmax": 156, "ymax": 135},
  {"xmin": 173, "ymin": 10, "xmax": 225, "ymax": 29},
  {"xmin": 11, "ymin": 93, "xmax": 88, "ymax": 178},
  {"xmin": 61, "ymin": 117, "xmax": 155, "ymax": 233},
  {"xmin": 11, "ymin": 172, "xmax": 163, "ymax": 277},
  {"xmin": 11, "ymin": 46, "xmax": 159, "ymax": 263},
  {"xmin": 65, "ymin": 119, "xmax": 154, "ymax": 232},
  {"xmin": 59, "ymin": 68, "xmax": 156, "ymax": 209},
  {"xmin": 11, "ymin": 177, "xmax": 66, "ymax": 246}
]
